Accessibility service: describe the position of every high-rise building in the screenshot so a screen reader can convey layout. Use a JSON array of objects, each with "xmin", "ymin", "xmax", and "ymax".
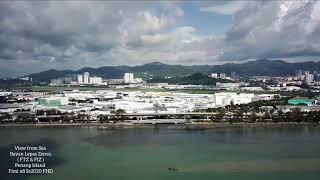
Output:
[
  {"xmin": 210, "ymin": 73, "xmax": 218, "ymax": 78},
  {"xmin": 306, "ymin": 73, "xmax": 314, "ymax": 84},
  {"xmin": 83, "ymin": 72, "xmax": 90, "ymax": 84},
  {"xmin": 295, "ymin": 70, "xmax": 303, "ymax": 77},
  {"xmin": 219, "ymin": 73, "xmax": 226, "ymax": 78},
  {"xmin": 124, "ymin": 73, "xmax": 134, "ymax": 84},
  {"xmin": 77, "ymin": 74, "xmax": 83, "ymax": 84},
  {"xmin": 231, "ymin": 72, "xmax": 236, "ymax": 77},
  {"xmin": 78, "ymin": 72, "xmax": 103, "ymax": 85}
]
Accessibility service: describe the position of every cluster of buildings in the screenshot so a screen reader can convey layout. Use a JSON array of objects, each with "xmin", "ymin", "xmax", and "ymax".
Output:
[
  {"xmin": 248, "ymin": 70, "xmax": 320, "ymax": 92},
  {"xmin": 0, "ymin": 90, "xmax": 277, "ymax": 116},
  {"xmin": 77, "ymin": 72, "xmax": 103, "ymax": 85},
  {"xmin": 2, "ymin": 88, "xmax": 320, "ymax": 123},
  {"xmin": 20, "ymin": 69, "xmax": 320, "ymax": 94},
  {"xmin": 51, "ymin": 76, "xmax": 74, "ymax": 85},
  {"xmin": 49, "ymin": 72, "xmax": 144, "ymax": 86},
  {"xmin": 123, "ymin": 73, "xmax": 143, "ymax": 84},
  {"xmin": 275, "ymin": 96, "xmax": 320, "ymax": 113},
  {"xmin": 19, "ymin": 76, "xmax": 33, "ymax": 81},
  {"xmin": 259, "ymin": 70, "xmax": 320, "ymax": 91},
  {"xmin": 210, "ymin": 72, "xmax": 237, "ymax": 80},
  {"xmin": 272, "ymin": 70, "xmax": 320, "ymax": 86},
  {"xmin": 293, "ymin": 70, "xmax": 320, "ymax": 84}
]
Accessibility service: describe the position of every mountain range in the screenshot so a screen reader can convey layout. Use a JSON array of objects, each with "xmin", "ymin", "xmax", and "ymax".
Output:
[{"xmin": 26, "ymin": 59, "xmax": 320, "ymax": 82}]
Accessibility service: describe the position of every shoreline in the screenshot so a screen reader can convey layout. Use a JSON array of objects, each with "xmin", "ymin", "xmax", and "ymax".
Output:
[{"xmin": 0, "ymin": 122, "xmax": 319, "ymax": 129}]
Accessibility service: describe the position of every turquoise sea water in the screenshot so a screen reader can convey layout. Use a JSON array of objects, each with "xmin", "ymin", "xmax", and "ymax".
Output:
[{"xmin": 1, "ymin": 125, "xmax": 320, "ymax": 180}]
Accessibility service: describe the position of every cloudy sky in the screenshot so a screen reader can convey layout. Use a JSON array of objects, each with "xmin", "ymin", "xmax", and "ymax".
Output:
[{"xmin": 1, "ymin": 0, "xmax": 320, "ymax": 78}]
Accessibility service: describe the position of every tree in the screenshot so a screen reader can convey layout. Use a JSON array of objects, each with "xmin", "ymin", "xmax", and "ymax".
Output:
[
  {"xmin": 287, "ymin": 108, "xmax": 303, "ymax": 122},
  {"xmin": 115, "ymin": 109, "xmax": 126, "ymax": 121},
  {"xmin": 98, "ymin": 115, "xmax": 109, "ymax": 123},
  {"xmin": 248, "ymin": 112, "xmax": 257, "ymax": 123},
  {"xmin": 215, "ymin": 109, "xmax": 225, "ymax": 122},
  {"xmin": 77, "ymin": 114, "xmax": 86, "ymax": 122},
  {"xmin": 16, "ymin": 113, "xmax": 36, "ymax": 123},
  {"xmin": 61, "ymin": 114, "xmax": 70, "ymax": 123},
  {"xmin": 0, "ymin": 113, "xmax": 12, "ymax": 123},
  {"xmin": 306, "ymin": 111, "xmax": 317, "ymax": 123},
  {"xmin": 234, "ymin": 110, "xmax": 243, "ymax": 122},
  {"xmin": 36, "ymin": 110, "xmax": 45, "ymax": 116},
  {"xmin": 3, "ymin": 113, "xmax": 12, "ymax": 120},
  {"xmin": 276, "ymin": 110, "xmax": 285, "ymax": 122},
  {"xmin": 184, "ymin": 115, "xmax": 191, "ymax": 123},
  {"xmin": 45, "ymin": 109, "xmax": 61, "ymax": 115}
]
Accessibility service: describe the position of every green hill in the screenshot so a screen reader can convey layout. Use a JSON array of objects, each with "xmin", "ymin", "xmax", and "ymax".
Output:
[{"xmin": 25, "ymin": 59, "xmax": 320, "ymax": 82}]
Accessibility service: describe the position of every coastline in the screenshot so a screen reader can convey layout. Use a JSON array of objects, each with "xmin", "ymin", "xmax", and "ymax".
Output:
[{"xmin": 0, "ymin": 122, "xmax": 319, "ymax": 129}]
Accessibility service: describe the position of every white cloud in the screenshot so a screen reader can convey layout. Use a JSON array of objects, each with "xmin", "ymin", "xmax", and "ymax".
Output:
[
  {"xmin": 1, "ymin": 1, "xmax": 320, "ymax": 78},
  {"xmin": 197, "ymin": 0, "xmax": 320, "ymax": 61},
  {"xmin": 200, "ymin": 1, "xmax": 248, "ymax": 15}
]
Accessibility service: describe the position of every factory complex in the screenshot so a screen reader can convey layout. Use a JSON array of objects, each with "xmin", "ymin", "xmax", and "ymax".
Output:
[{"xmin": 0, "ymin": 90, "xmax": 275, "ymax": 117}]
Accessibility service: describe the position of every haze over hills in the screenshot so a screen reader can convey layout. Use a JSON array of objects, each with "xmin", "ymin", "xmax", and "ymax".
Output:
[{"xmin": 26, "ymin": 59, "xmax": 320, "ymax": 82}]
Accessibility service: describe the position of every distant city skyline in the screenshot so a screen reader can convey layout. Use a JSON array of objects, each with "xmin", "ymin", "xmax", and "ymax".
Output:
[{"xmin": 1, "ymin": 1, "xmax": 320, "ymax": 78}]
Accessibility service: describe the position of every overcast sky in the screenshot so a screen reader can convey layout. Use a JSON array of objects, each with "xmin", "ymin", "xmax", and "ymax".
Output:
[{"xmin": 1, "ymin": 1, "xmax": 320, "ymax": 78}]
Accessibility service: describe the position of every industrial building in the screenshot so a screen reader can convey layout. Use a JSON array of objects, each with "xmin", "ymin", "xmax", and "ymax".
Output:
[
  {"xmin": 288, "ymin": 97, "xmax": 313, "ymax": 106},
  {"xmin": 38, "ymin": 97, "xmax": 69, "ymax": 107},
  {"xmin": 214, "ymin": 92, "xmax": 255, "ymax": 107}
]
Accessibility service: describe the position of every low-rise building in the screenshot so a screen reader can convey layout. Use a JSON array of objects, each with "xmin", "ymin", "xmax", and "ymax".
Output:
[
  {"xmin": 288, "ymin": 97, "xmax": 313, "ymax": 106},
  {"xmin": 38, "ymin": 97, "xmax": 69, "ymax": 108},
  {"xmin": 90, "ymin": 76, "xmax": 102, "ymax": 85}
]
